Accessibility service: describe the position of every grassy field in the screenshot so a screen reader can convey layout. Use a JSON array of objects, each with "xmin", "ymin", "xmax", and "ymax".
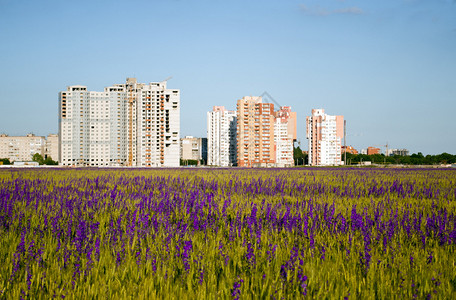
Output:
[{"xmin": 0, "ymin": 167, "xmax": 455, "ymax": 299}]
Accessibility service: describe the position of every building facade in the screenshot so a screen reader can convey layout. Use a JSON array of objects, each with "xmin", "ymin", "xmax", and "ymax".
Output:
[
  {"xmin": 132, "ymin": 79, "xmax": 180, "ymax": 167},
  {"xmin": 59, "ymin": 85, "xmax": 129, "ymax": 166},
  {"xmin": 367, "ymin": 147, "xmax": 380, "ymax": 155},
  {"xmin": 342, "ymin": 145, "xmax": 358, "ymax": 155},
  {"xmin": 59, "ymin": 78, "xmax": 180, "ymax": 167},
  {"xmin": 391, "ymin": 149, "xmax": 409, "ymax": 156},
  {"xmin": 0, "ymin": 134, "xmax": 46, "ymax": 162},
  {"xmin": 274, "ymin": 106, "xmax": 297, "ymax": 167},
  {"xmin": 207, "ymin": 106, "xmax": 237, "ymax": 167},
  {"xmin": 45, "ymin": 134, "xmax": 59, "ymax": 161},
  {"xmin": 306, "ymin": 109, "xmax": 344, "ymax": 166},
  {"xmin": 236, "ymin": 96, "xmax": 276, "ymax": 167},
  {"xmin": 180, "ymin": 136, "xmax": 207, "ymax": 162}
]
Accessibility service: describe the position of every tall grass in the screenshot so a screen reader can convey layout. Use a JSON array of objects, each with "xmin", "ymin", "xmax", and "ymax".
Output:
[{"xmin": 0, "ymin": 168, "xmax": 455, "ymax": 298}]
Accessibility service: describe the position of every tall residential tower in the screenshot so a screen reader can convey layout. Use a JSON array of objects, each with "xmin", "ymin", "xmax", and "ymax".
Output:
[
  {"xmin": 207, "ymin": 106, "xmax": 237, "ymax": 166},
  {"xmin": 306, "ymin": 109, "xmax": 344, "ymax": 166},
  {"xmin": 236, "ymin": 96, "xmax": 275, "ymax": 167},
  {"xmin": 59, "ymin": 78, "xmax": 180, "ymax": 167},
  {"xmin": 274, "ymin": 106, "xmax": 297, "ymax": 167}
]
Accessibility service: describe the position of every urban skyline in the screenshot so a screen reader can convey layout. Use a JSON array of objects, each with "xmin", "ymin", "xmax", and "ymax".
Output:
[
  {"xmin": 2, "ymin": 75, "xmax": 421, "ymax": 167},
  {"xmin": 1, "ymin": 0, "xmax": 455, "ymax": 155}
]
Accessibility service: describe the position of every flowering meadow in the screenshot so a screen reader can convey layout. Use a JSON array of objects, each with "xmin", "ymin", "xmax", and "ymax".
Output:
[{"xmin": 1, "ymin": 167, "xmax": 455, "ymax": 299}]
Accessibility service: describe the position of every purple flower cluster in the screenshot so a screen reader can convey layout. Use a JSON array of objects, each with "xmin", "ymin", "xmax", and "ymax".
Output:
[{"xmin": 231, "ymin": 278, "xmax": 243, "ymax": 300}]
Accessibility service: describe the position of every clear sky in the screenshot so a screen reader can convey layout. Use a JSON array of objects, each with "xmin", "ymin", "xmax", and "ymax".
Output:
[{"xmin": 1, "ymin": 0, "xmax": 455, "ymax": 155}]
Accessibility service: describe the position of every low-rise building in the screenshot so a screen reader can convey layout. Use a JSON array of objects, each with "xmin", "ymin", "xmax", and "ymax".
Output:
[
  {"xmin": 0, "ymin": 134, "xmax": 46, "ymax": 162},
  {"xmin": 180, "ymin": 136, "xmax": 207, "ymax": 162},
  {"xmin": 367, "ymin": 147, "xmax": 380, "ymax": 155},
  {"xmin": 45, "ymin": 134, "xmax": 59, "ymax": 161},
  {"xmin": 342, "ymin": 145, "xmax": 358, "ymax": 155},
  {"xmin": 391, "ymin": 149, "xmax": 409, "ymax": 156}
]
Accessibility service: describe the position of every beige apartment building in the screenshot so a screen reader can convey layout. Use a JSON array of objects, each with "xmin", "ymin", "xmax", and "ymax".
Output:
[
  {"xmin": 45, "ymin": 134, "xmax": 59, "ymax": 161},
  {"xmin": 180, "ymin": 136, "xmax": 206, "ymax": 162},
  {"xmin": 0, "ymin": 134, "xmax": 60, "ymax": 163},
  {"xmin": 0, "ymin": 134, "xmax": 45, "ymax": 162}
]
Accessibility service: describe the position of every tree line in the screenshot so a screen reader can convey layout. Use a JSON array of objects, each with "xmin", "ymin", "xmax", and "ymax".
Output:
[
  {"xmin": 343, "ymin": 152, "xmax": 456, "ymax": 165},
  {"xmin": 0, "ymin": 154, "xmax": 58, "ymax": 165},
  {"xmin": 293, "ymin": 146, "xmax": 456, "ymax": 166}
]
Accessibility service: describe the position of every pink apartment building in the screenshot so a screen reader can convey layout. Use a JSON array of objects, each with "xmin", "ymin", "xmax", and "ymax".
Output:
[
  {"xmin": 236, "ymin": 96, "xmax": 275, "ymax": 167},
  {"xmin": 236, "ymin": 97, "xmax": 297, "ymax": 167}
]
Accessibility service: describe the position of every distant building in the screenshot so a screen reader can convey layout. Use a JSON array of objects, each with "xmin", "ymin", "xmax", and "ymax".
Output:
[
  {"xmin": 342, "ymin": 145, "xmax": 358, "ymax": 155},
  {"xmin": 306, "ymin": 109, "xmax": 344, "ymax": 166},
  {"xmin": 274, "ymin": 106, "xmax": 297, "ymax": 167},
  {"xmin": 237, "ymin": 96, "xmax": 275, "ymax": 167},
  {"xmin": 360, "ymin": 149, "xmax": 367, "ymax": 155},
  {"xmin": 367, "ymin": 147, "xmax": 380, "ymax": 155},
  {"xmin": 0, "ymin": 133, "xmax": 46, "ymax": 162},
  {"xmin": 391, "ymin": 149, "xmax": 409, "ymax": 156},
  {"xmin": 201, "ymin": 138, "xmax": 208, "ymax": 163},
  {"xmin": 180, "ymin": 136, "xmax": 207, "ymax": 162},
  {"xmin": 384, "ymin": 148, "xmax": 394, "ymax": 157},
  {"xmin": 207, "ymin": 106, "xmax": 237, "ymax": 166},
  {"xmin": 59, "ymin": 78, "xmax": 180, "ymax": 167},
  {"xmin": 45, "ymin": 134, "xmax": 59, "ymax": 161},
  {"xmin": 13, "ymin": 161, "xmax": 39, "ymax": 167}
]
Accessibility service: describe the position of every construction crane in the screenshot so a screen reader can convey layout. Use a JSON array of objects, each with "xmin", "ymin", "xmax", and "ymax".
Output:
[
  {"xmin": 161, "ymin": 76, "xmax": 173, "ymax": 84},
  {"xmin": 371, "ymin": 143, "xmax": 389, "ymax": 155}
]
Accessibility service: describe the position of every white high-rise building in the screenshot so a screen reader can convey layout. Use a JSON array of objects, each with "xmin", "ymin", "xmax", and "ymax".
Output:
[
  {"xmin": 274, "ymin": 107, "xmax": 297, "ymax": 167},
  {"xmin": 207, "ymin": 106, "xmax": 237, "ymax": 166},
  {"xmin": 129, "ymin": 79, "xmax": 180, "ymax": 167},
  {"xmin": 306, "ymin": 109, "xmax": 344, "ymax": 166},
  {"xmin": 59, "ymin": 78, "xmax": 180, "ymax": 167},
  {"xmin": 59, "ymin": 85, "xmax": 130, "ymax": 166}
]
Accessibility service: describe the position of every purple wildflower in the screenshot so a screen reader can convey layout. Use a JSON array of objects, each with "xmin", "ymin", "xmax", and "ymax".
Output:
[{"xmin": 231, "ymin": 278, "xmax": 243, "ymax": 300}]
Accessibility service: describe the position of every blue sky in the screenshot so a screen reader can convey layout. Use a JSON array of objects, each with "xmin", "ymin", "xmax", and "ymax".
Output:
[{"xmin": 0, "ymin": 0, "xmax": 455, "ymax": 154}]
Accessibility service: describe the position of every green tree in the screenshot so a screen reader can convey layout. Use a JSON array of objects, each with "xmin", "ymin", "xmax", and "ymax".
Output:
[
  {"xmin": 436, "ymin": 152, "xmax": 455, "ymax": 164},
  {"xmin": 32, "ymin": 153, "xmax": 45, "ymax": 165},
  {"xmin": 343, "ymin": 152, "xmax": 456, "ymax": 166},
  {"xmin": 44, "ymin": 156, "xmax": 58, "ymax": 165},
  {"xmin": 0, "ymin": 158, "xmax": 11, "ymax": 165},
  {"xmin": 293, "ymin": 146, "xmax": 307, "ymax": 165},
  {"xmin": 180, "ymin": 159, "xmax": 200, "ymax": 166}
]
